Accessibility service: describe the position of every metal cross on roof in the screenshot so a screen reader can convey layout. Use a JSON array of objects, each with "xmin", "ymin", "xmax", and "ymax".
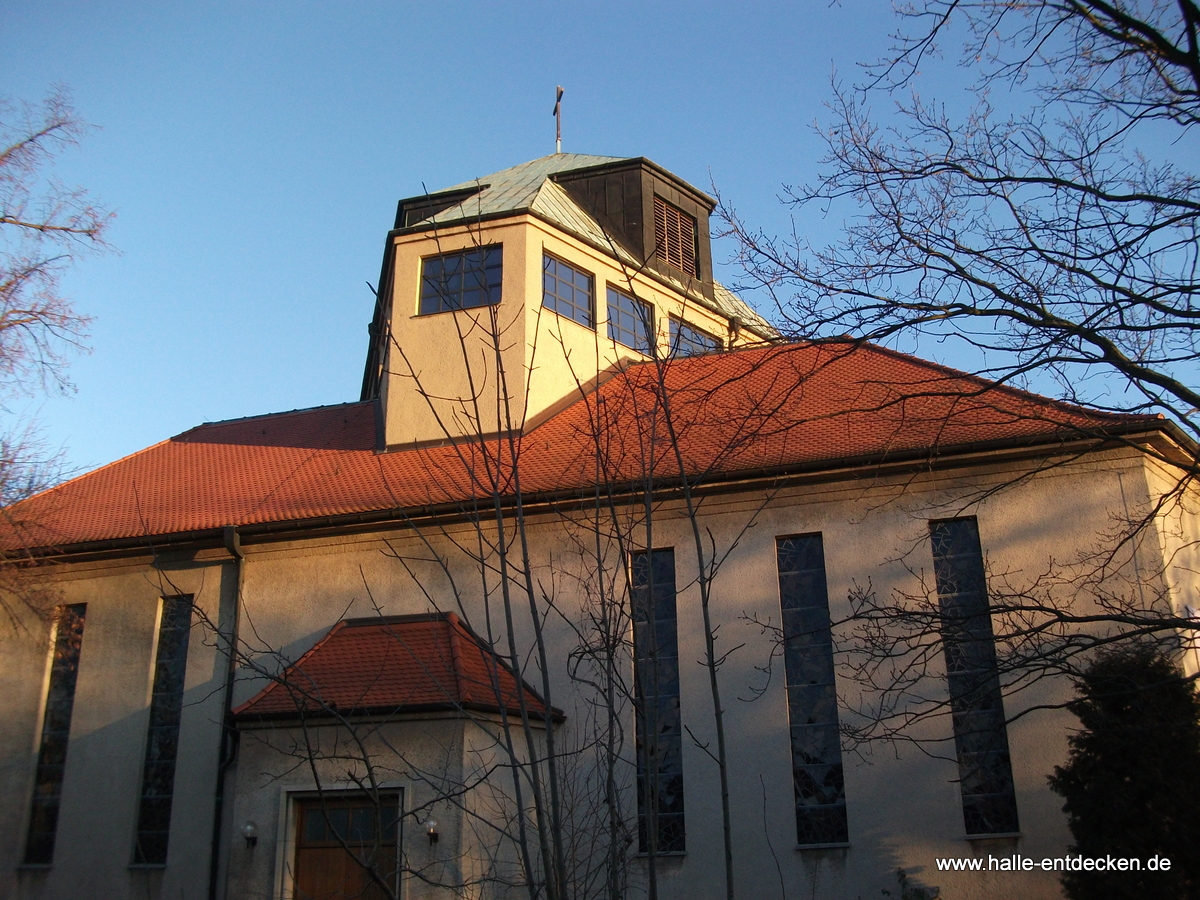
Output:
[{"xmin": 553, "ymin": 85, "xmax": 564, "ymax": 153}]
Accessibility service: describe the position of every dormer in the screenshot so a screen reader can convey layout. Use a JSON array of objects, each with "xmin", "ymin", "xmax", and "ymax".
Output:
[{"xmin": 361, "ymin": 154, "xmax": 775, "ymax": 449}]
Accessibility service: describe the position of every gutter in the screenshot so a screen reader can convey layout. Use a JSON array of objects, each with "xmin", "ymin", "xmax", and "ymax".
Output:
[
  {"xmin": 233, "ymin": 699, "xmax": 566, "ymax": 727},
  {"xmin": 9, "ymin": 421, "xmax": 1189, "ymax": 565},
  {"xmin": 207, "ymin": 525, "xmax": 244, "ymax": 900}
]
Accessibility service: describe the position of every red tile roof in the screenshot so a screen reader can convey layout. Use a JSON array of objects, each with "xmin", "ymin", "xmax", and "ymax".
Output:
[
  {"xmin": 1, "ymin": 341, "xmax": 1162, "ymax": 552},
  {"xmin": 233, "ymin": 612, "xmax": 558, "ymax": 722}
]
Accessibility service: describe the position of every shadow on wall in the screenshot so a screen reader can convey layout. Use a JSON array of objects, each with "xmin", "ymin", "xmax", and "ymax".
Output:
[{"xmin": 9, "ymin": 665, "xmax": 224, "ymax": 900}]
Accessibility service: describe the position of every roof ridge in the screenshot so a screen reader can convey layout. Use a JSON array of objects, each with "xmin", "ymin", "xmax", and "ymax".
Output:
[
  {"xmin": 341, "ymin": 611, "xmax": 450, "ymax": 627},
  {"xmin": 605, "ymin": 339, "xmax": 1155, "ymax": 425},
  {"xmin": 7, "ymin": 401, "xmax": 376, "ymax": 512},
  {"xmin": 447, "ymin": 612, "xmax": 557, "ymax": 715},
  {"xmin": 441, "ymin": 153, "xmax": 628, "ymax": 191},
  {"xmin": 230, "ymin": 612, "xmax": 562, "ymax": 722},
  {"xmin": 847, "ymin": 341, "xmax": 1160, "ymax": 424},
  {"xmin": 6, "ymin": 341, "xmax": 1179, "ymax": 555},
  {"xmin": 445, "ymin": 612, "xmax": 467, "ymax": 703},
  {"xmin": 232, "ymin": 619, "xmax": 350, "ymax": 716},
  {"xmin": 180, "ymin": 400, "xmax": 372, "ymax": 434}
]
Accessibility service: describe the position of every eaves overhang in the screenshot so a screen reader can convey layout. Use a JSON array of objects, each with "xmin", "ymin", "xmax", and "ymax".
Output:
[
  {"xmin": 233, "ymin": 700, "xmax": 564, "ymax": 727},
  {"xmin": 9, "ymin": 419, "xmax": 1186, "ymax": 566}
]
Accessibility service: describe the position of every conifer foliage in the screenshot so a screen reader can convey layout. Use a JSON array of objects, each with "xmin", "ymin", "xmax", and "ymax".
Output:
[{"xmin": 1049, "ymin": 647, "xmax": 1200, "ymax": 900}]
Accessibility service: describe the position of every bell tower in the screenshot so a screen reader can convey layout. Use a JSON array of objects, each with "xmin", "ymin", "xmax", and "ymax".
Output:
[{"xmin": 359, "ymin": 154, "xmax": 773, "ymax": 449}]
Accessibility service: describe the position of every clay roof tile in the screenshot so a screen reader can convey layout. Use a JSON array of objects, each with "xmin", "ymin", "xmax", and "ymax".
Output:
[
  {"xmin": 232, "ymin": 612, "xmax": 558, "ymax": 722},
  {"xmin": 1, "ymin": 342, "xmax": 1163, "ymax": 552}
]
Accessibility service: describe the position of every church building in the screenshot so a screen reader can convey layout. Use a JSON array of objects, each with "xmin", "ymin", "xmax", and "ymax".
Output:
[{"xmin": 1, "ymin": 153, "xmax": 1195, "ymax": 900}]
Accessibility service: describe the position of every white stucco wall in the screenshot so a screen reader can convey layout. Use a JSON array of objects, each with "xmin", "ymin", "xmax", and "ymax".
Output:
[
  {"xmin": 2, "ymin": 555, "xmax": 232, "ymax": 900},
  {"xmin": 382, "ymin": 215, "xmax": 753, "ymax": 448},
  {"xmin": 1, "ymin": 444, "xmax": 1187, "ymax": 900}
]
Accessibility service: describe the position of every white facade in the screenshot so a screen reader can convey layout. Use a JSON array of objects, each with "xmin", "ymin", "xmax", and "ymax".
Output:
[{"xmin": 2, "ymin": 154, "xmax": 1196, "ymax": 900}]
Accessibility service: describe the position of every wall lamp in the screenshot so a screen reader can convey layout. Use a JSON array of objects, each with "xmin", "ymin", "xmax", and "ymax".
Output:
[
  {"xmin": 423, "ymin": 818, "xmax": 439, "ymax": 845},
  {"xmin": 240, "ymin": 820, "xmax": 258, "ymax": 848}
]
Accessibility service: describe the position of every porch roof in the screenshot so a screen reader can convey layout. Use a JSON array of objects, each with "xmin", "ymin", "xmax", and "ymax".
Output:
[{"xmin": 233, "ymin": 612, "xmax": 560, "ymax": 723}]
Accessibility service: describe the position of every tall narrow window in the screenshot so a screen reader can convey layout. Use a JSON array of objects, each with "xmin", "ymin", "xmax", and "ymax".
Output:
[
  {"xmin": 669, "ymin": 318, "xmax": 722, "ymax": 357},
  {"xmin": 631, "ymin": 549, "xmax": 685, "ymax": 853},
  {"xmin": 653, "ymin": 195, "xmax": 698, "ymax": 277},
  {"xmin": 133, "ymin": 595, "xmax": 193, "ymax": 865},
  {"xmin": 542, "ymin": 254, "xmax": 594, "ymax": 327},
  {"xmin": 776, "ymin": 535, "xmax": 848, "ymax": 845},
  {"xmin": 606, "ymin": 287, "xmax": 654, "ymax": 354},
  {"xmin": 24, "ymin": 604, "xmax": 87, "ymax": 865},
  {"xmin": 929, "ymin": 518, "xmax": 1020, "ymax": 836},
  {"xmin": 418, "ymin": 245, "xmax": 503, "ymax": 315}
]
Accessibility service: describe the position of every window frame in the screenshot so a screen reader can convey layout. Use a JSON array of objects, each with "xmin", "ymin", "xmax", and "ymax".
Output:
[
  {"xmin": 653, "ymin": 195, "xmax": 699, "ymax": 277},
  {"xmin": 630, "ymin": 548, "xmax": 686, "ymax": 855},
  {"xmin": 541, "ymin": 252, "xmax": 595, "ymax": 329},
  {"xmin": 668, "ymin": 317, "xmax": 722, "ymax": 357},
  {"xmin": 929, "ymin": 517, "xmax": 1020, "ymax": 839},
  {"xmin": 417, "ymin": 244, "xmax": 504, "ymax": 316},
  {"xmin": 775, "ymin": 534, "xmax": 850, "ymax": 848},
  {"xmin": 606, "ymin": 286, "xmax": 655, "ymax": 355},
  {"xmin": 131, "ymin": 594, "xmax": 194, "ymax": 867},
  {"xmin": 22, "ymin": 603, "xmax": 88, "ymax": 867}
]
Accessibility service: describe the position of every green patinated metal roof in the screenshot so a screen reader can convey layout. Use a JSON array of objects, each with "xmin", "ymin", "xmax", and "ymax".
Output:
[
  {"xmin": 430, "ymin": 153, "xmax": 628, "ymax": 219},
  {"xmin": 403, "ymin": 153, "xmax": 776, "ymax": 340}
]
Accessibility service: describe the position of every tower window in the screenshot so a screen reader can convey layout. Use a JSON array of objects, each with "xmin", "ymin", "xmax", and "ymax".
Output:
[
  {"xmin": 653, "ymin": 196, "xmax": 698, "ymax": 277},
  {"xmin": 607, "ymin": 288, "xmax": 654, "ymax": 354},
  {"xmin": 542, "ymin": 254, "xmax": 594, "ymax": 328},
  {"xmin": 669, "ymin": 318, "xmax": 722, "ymax": 357},
  {"xmin": 419, "ymin": 245, "xmax": 503, "ymax": 315}
]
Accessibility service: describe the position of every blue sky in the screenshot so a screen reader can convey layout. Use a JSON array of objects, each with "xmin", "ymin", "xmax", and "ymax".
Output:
[{"xmin": 2, "ymin": 1, "xmax": 898, "ymax": 473}]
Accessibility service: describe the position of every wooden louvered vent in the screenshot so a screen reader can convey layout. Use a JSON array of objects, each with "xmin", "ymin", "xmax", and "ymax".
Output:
[{"xmin": 654, "ymin": 195, "xmax": 698, "ymax": 277}]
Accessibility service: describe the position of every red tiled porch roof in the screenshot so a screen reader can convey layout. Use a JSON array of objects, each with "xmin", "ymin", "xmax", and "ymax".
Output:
[
  {"xmin": 1, "ymin": 341, "xmax": 1163, "ymax": 552},
  {"xmin": 233, "ymin": 612, "xmax": 559, "ymax": 722}
]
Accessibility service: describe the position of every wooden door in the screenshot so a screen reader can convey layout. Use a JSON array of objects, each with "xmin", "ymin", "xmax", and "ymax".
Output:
[{"xmin": 293, "ymin": 795, "xmax": 400, "ymax": 900}]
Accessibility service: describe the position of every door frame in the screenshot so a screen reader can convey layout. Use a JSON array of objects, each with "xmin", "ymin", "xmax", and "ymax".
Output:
[{"xmin": 273, "ymin": 780, "xmax": 408, "ymax": 900}]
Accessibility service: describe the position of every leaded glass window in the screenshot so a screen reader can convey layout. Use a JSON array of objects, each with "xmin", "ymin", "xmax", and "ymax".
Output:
[
  {"xmin": 631, "ymin": 549, "xmax": 685, "ymax": 853},
  {"xmin": 930, "ymin": 518, "xmax": 1020, "ymax": 836},
  {"xmin": 776, "ymin": 535, "xmax": 848, "ymax": 845},
  {"xmin": 133, "ymin": 595, "xmax": 193, "ymax": 865},
  {"xmin": 542, "ymin": 254, "xmax": 594, "ymax": 327},
  {"xmin": 24, "ymin": 604, "xmax": 87, "ymax": 865},
  {"xmin": 419, "ymin": 245, "xmax": 503, "ymax": 315}
]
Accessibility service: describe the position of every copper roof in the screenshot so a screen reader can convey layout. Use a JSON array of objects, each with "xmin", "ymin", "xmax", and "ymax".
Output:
[
  {"xmin": 233, "ymin": 612, "xmax": 558, "ymax": 722},
  {"xmin": 1, "ymin": 341, "xmax": 1160, "ymax": 553},
  {"xmin": 394, "ymin": 153, "xmax": 774, "ymax": 340},
  {"xmin": 411, "ymin": 153, "xmax": 628, "ymax": 228}
]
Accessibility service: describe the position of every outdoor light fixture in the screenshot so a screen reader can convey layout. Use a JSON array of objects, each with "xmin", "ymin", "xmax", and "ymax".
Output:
[
  {"xmin": 240, "ymin": 820, "xmax": 258, "ymax": 848},
  {"xmin": 423, "ymin": 818, "xmax": 439, "ymax": 845}
]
